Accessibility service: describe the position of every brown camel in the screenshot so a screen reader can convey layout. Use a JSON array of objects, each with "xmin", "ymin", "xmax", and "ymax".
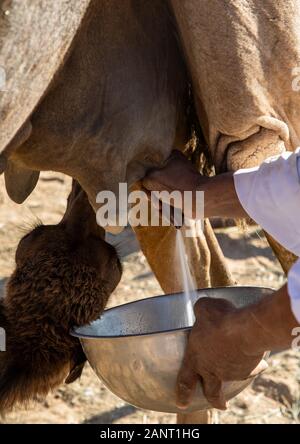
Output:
[
  {"xmin": 0, "ymin": 181, "xmax": 122, "ymax": 412},
  {"xmin": 1, "ymin": 0, "xmax": 299, "ymax": 423}
]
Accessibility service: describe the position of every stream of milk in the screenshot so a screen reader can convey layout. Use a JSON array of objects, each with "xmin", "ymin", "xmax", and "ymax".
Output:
[{"xmin": 175, "ymin": 229, "xmax": 196, "ymax": 327}]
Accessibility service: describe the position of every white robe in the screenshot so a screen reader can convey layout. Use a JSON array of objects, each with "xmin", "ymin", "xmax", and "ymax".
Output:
[{"xmin": 233, "ymin": 148, "xmax": 300, "ymax": 323}]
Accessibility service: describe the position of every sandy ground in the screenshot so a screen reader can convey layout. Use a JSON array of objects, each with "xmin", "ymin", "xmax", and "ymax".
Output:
[{"xmin": 0, "ymin": 172, "xmax": 299, "ymax": 424}]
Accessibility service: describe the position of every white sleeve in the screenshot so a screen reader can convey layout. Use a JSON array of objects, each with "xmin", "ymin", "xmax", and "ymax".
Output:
[
  {"xmin": 233, "ymin": 148, "xmax": 300, "ymax": 323},
  {"xmin": 233, "ymin": 148, "xmax": 300, "ymax": 258},
  {"xmin": 288, "ymin": 259, "xmax": 300, "ymax": 323}
]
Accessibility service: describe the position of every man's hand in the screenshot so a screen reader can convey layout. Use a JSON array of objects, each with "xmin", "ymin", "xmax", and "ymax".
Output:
[
  {"xmin": 176, "ymin": 297, "xmax": 268, "ymax": 410},
  {"xmin": 143, "ymin": 150, "xmax": 206, "ymax": 195},
  {"xmin": 143, "ymin": 150, "xmax": 248, "ymax": 219}
]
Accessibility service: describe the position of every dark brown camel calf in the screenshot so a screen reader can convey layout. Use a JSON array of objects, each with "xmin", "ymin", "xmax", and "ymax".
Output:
[{"xmin": 0, "ymin": 181, "xmax": 122, "ymax": 412}]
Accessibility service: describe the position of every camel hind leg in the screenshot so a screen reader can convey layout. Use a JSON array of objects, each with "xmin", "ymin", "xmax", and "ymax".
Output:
[
  {"xmin": 133, "ymin": 219, "xmax": 234, "ymax": 293},
  {"xmin": 132, "ymin": 219, "xmax": 234, "ymax": 424}
]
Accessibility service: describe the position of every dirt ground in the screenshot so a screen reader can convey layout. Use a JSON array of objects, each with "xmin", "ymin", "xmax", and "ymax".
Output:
[{"xmin": 0, "ymin": 172, "xmax": 299, "ymax": 424}]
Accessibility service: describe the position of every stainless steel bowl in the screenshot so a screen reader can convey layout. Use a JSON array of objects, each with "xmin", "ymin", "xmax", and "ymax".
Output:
[{"xmin": 71, "ymin": 286, "xmax": 273, "ymax": 413}]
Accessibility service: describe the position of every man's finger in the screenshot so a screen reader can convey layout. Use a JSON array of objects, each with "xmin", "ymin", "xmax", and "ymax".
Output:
[
  {"xmin": 176, "ymin": 360, "xmax": 198, "ymax": 409},
  {"xmin": 201, "ymin": 372, "xmax": 228, "ymax": 410}
]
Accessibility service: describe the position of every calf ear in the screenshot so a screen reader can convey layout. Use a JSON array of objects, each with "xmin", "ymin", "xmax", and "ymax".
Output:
[
  {"xmin": 4, "ymin": 160, "xmax": 40, "ymax": 204},
  {"xmin": 65, "ymin": 346, "xmax": 87, "ymax": 384}
]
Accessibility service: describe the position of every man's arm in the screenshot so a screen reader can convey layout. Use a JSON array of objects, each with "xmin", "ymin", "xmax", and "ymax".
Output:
[
  {"xmin": 200, "ymin": 172, "xmax": 248, "ymax": 219},
  {"xmin": 143, "ymin": 149, "xmax": 300, "ymax": 410}
]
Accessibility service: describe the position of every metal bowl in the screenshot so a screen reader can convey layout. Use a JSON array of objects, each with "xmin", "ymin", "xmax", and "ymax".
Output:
[{"xmin": 71, "ymin": 286, "xmax": 273, "ymax": 413}]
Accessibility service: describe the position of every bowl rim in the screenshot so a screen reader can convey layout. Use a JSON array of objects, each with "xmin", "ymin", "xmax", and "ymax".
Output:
[{"xmin": 70, "ymin": 285, "xmax": 274, "ymax": 340}]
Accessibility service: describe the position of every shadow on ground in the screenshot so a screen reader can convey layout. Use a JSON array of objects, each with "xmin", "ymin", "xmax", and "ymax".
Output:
[
  {"xmin": 83, "ymin": 405, "xmax": 137, "ymax": 424},
  {"xmin": 216, "ymin": 230, "xmax": 275, "ymax": 261}
]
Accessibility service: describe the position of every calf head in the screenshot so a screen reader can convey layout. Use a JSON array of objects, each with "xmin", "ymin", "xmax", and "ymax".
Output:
[{"xmin": 0, "ymin": 181, "xmax": 122, "ymax": 412}]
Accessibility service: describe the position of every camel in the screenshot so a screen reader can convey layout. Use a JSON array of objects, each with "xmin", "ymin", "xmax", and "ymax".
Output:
[
  {"xmin": 1, "ymin": 0, "xmax": 299, "ymax": 423},
  {"xmin": 0, "ymin": 181, "xmax": 121, "ymax": 411}
]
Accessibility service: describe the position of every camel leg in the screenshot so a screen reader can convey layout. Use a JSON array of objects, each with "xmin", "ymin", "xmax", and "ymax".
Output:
[
  {"xmin": 264, "ymin": 232, "xmax": 297, "ymax": 275},
  {"xmin": 133, "ymin": 218, "xmax": 234, "ymax": 424},
  {"xmin": 133, "ymin": 220, "xmax": 234, "ymax": 293},
  {"xmin": 177, "ymin": 410, "xmax": 213, "ymax": 424}
]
